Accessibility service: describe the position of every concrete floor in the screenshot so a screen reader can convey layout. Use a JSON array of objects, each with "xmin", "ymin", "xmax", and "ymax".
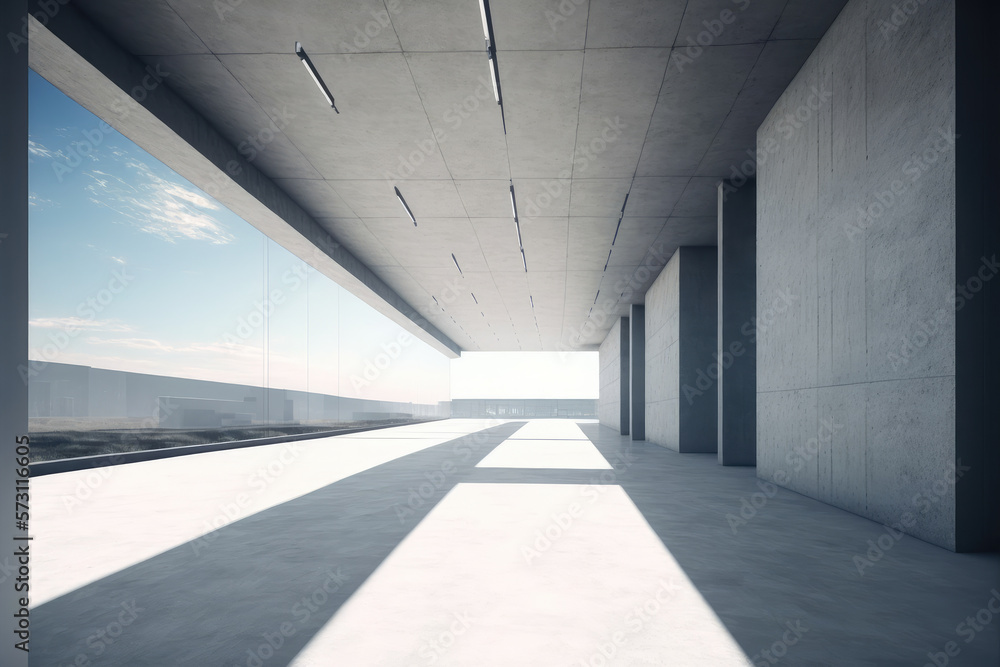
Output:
[{"xmin": 32, "ymin": 420, "xmax": 1000, "ymax": 666}]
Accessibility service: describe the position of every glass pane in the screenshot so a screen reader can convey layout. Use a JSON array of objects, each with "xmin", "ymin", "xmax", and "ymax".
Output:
[{"xmin": 27, "ymin": 68, "xmax": 451, "ymax": 462}]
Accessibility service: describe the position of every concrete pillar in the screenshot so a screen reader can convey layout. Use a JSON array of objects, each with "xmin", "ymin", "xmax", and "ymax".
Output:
[
  {"xmin": 717, "ymin": 180, "xmax": 756, "ymax": 466},
  {"xmin": 629, "ymin": 304, "xmax": 645, "ymax": 440},
  {"xmin": 954, "ymin": 0, "xmax": 999, "ymax": 551},
  {"xmin": 680, "ymin": 247, "xmax": 719, "ymax": 452},
  {"xmin": 1, "ymin": 0, "xmax": 29, "ymax": 664},
  {"xmin": 619, "ymin": 317, "xmax": 630, "ymax": 435},
  {"xmin": 645, "ymin": 247, "xmax": 718, "ymax": 452},
  {"xmin": 598, "ymin": 316, "xmax": 631, "ymax": 434}
]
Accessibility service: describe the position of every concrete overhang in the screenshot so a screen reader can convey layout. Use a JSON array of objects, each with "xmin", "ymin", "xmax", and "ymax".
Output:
[
  {"xmin": 27, "ymin": 5, "xmax": 462, "ymax": 358},
  {"xmin": 28, "ymin": 0, "xmax": 848, "ymax": 353}
]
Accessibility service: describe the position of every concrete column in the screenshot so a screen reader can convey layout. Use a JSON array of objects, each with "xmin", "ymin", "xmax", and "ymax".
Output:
[
  {"xmin": 629, "ymin": 304, "xmax": 645, "ymax": 440},
  {"xmin": 954, "ymin": 0, "xmax": 999, "ymax": 551},
  {"xmin": 619, "ymin": 317, "xmax": 630, "ymax": 435},
  {"xmin": 598, "ymin": 316, "xmax": 631, "ymax": 434},
  {"xmin": 717, "ymin": 180, "xmax": 756, "ymax": 465},
  {"xmin": 645, "ymin": 247, "xmax": 718, "ymax": 452},
  {"xmin": 1, "ymin": 0, "xmax": 29, "ymax": 664},
  {"xmin": 679, "ymin": 247, "xmax": 719, "ymax": 452}
]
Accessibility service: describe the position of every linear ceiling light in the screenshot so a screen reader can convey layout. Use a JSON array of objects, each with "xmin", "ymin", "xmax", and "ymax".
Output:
[
  {"xmin": 394, "ymin": 187, "xmax": 416, "ymax": 225},
  {"xmin": 611, "ymin": 191, "xmax": 629, "ymax": 246},
  {"xmin": 509, "ymin": 181, "xmax": 518, "ymax": 221},
  {"xmin": 452, "ymin": 253, "xmax": 463, "ymax": 275},
  {"xmin": 510, "ymin": 180, "xmax": 524, "ymax": 248},
  {"xmin": 520, "ymin": 248, "xmax": 527, "ymax": 272},
  {"xmin": 488, "ymin": 57, "xmax": 500, "ymax": 104},
  {"xmin": 478, "ymin": 0, "xmax": 502, "ymax": 105},
  {"xmin": 295, "ymin": 42, "xmax": 339, "ymax": 113},
  {"xmin": 477, "ymin": 0, "xmax": 490, "ymax": 37}
]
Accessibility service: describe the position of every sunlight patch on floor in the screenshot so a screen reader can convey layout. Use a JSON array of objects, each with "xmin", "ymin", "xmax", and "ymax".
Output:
[
  {"xmin": 506, "ymin": 419, "xmax": 589, "ymax": 441},
  {"xmin": 31, "ymin": 421, "xmax": 500, "ymax": 606},
  {"xmin": 288, "ymin": 483, "xmax": 750, "ymax": 667},
  {"xmin": 475, "ymin": 439, "xmax": 612, "ymax": 469}
]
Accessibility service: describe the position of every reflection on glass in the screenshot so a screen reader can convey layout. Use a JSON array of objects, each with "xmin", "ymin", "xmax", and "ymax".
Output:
[{"xmin": 26, "ymin": 69, "xmax": 450, "ymax": 462}]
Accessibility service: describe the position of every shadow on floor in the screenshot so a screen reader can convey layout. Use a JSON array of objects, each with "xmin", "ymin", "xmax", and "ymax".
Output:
[
  {"xmin": 576, "ymin": 423, "xmax": 1000, "ymax": 667},
  {"xmin": 32, "ymin": 422, "xmax": 524, "ymax": 667},
  {"xmin": 33, "ymin": 420, "xmax": 1000, "ymax": 666}
]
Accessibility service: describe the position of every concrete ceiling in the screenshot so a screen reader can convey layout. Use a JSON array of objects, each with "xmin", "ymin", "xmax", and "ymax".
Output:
[{"xmin": 72, "ymin": 0, "xmax": 847, "ymax": 352}]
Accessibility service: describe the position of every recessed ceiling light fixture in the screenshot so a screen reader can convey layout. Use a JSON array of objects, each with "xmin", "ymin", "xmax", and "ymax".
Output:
[
  {"xmin": 295, "ymin": 42, "xmax": 339, "ymax": 113},
  {"xmin": 394, "ymin": 187, "xmax": 416, "ymax": 225},
  {"xmin": 471, "ymin": 292, "xmax": 479, "ymax": 304},
  {"xmin": 452, "ymin": 253, "xmax": 463, "ymax": 275}
]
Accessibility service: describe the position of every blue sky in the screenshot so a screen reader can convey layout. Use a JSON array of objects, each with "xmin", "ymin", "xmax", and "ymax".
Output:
[
  {"xmin": 28, "ymin": 69, "xmax": 597, "ymax": 403},
  {"xmin": 27, "ymin": 69, "xmax": 451, "ymax": 404}
]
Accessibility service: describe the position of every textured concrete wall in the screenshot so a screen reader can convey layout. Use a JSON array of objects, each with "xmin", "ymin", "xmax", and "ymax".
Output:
[
  {"xmin": 645, "ymin": 248, "xmax": 718, "ymax": 452},
  {"xmin": 757, "ymin": 0, "xmax": 958, "ymax": 548},
  {"xmin": 598, "ymin": 317, "xmax": 629, "ymax": 432},
  {"xmin": 645, "ymin": 256, "xmax": 680, "ymax": 449}
]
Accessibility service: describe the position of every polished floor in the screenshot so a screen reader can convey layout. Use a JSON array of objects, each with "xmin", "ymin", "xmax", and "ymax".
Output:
[{"xmin": 33, "ymin": 420, "xmax": 1000, "ymax": 666}]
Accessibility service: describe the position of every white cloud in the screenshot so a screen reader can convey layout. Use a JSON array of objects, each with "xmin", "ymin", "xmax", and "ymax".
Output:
[
  {"xmin": 85, "ymin": 158, "xmax": 234, "ymax": 244},
  {"xmin": 29, "ymin": 191, "xmax": 56, "ymax": 208},
  {"xmin": 29, "ymin": 317, "xmax": 133, "ymax": 332},
  {"xmin": 84, "ymin": 337, "xmax": 266, "ymax": 361},
  {"xmin": 28, "ymin": 139, "xmax": 55, "ymax": 159}
]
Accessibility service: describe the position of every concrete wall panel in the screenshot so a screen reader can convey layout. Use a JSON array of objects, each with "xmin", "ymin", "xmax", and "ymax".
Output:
[
  {"xmin": 865, "ymin": 376, "xmax": 956, "ymax": 549},
  {"xmin": 598, "ymin": 317, "xmax": 624, "ymax": 431},
  {"xmin": 819, "ymin": 383, "xmax": 867, "ymax": 515},
  {"xmin": 757, "ymin": 0, "xmax": 959, "ymax": 549},
  {"xmin": 645, "ymin": 254, "xmax": 680, "ymax": 449}
]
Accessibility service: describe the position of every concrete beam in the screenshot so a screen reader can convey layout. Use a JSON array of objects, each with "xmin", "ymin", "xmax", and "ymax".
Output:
[
  {"xmin": 717, "ymin": 180, "xmax": 756, "ymax": 465},
  {"xmin": 27, "ymin": 6, "xmax": 461, "ymax": 358},
  {"xmin": 630, "ymin": 304, "xmax": 645, "ymax": 440}
]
